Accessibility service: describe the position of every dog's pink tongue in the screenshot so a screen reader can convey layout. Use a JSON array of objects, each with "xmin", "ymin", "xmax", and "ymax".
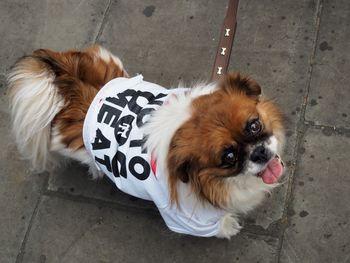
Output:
[{"xmin": 261, "ymin": 157, "xmax": 284, "ymax": 184}]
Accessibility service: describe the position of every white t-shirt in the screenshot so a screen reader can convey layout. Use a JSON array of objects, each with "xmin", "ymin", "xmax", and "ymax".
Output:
[{"xmin": 83, "ymin": 75, "xmax": 225, "ymax": 237}]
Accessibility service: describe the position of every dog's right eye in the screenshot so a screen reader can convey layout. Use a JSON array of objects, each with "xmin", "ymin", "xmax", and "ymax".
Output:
[
  {"xmin": 221, "ymin": 146, "xmax": 237, "ymax": 167},
  {"xmin": 246, "ymin": 118, "xmax": 262, "ymax": 136}
]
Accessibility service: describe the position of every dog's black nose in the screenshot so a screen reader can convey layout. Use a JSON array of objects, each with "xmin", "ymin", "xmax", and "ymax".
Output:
[{"xmin": 250, "ymin": 146, "xmax": 269, "ymax": 163}]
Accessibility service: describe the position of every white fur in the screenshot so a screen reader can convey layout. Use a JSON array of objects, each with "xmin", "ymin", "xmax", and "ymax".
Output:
[
  {"xmin": 143, "ymin": 84, "xmax": 216, "ymax": 174},
  {"xmin": 217, "ymin": 214, "xmax": 242, "ymax": 239},
  {"xmin": 227, "ymin": 176, "xmax": 276, "ymax": 214},
  {"xmin": 98, "ymin": 46, "xmax": 124, "ymax": 70},
  {"xmin": 7, "ymin": 64, "xmax": 64, "ymax": 171}
]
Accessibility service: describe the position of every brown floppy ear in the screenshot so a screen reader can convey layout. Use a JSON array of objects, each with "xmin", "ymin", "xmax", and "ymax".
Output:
[
  {"xmin": 219, "ymin": 72, "xmax": 262, "ymax": 98},
  {"xmin": 167, "ymin": 136, "xmax": 197, "ymax": 206}
]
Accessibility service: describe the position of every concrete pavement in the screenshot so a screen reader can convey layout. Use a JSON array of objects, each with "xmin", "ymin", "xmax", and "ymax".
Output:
[{"xmin": 0, "ymin": 0, "xmax": 349, "ymax": 262}]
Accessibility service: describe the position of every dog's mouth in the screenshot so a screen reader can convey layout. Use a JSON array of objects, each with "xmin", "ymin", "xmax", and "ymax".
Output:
[{"xmin": 257, "ymin": 155, "xmax": 284, "ymax": 184}]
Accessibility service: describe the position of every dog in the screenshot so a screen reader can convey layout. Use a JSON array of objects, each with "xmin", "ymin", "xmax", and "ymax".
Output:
[{"xmin": 7, "ymin": 46, "xmax": 285, "ymax": 238}]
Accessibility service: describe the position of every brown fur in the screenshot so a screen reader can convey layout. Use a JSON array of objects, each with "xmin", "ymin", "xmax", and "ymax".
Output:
[
  {"xmin": 168, "ymin": 73, "xmax": 284, "ymax": 207},
  {"xmin": 31, "ymin": 46, "xmax": 128, "ymax": 150}
]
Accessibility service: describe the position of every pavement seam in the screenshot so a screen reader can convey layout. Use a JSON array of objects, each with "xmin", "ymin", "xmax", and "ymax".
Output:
[
  {"xmin": 276, "ymin": 0, "xmax": 324, "ymax": 261},
  {"xmin": 93, "ymin": 0, "xmax": 112, "ymax": 44},
  {"xmin": 304, "ymin": 121, "xmax": 350, "ymax": 136},
  {"xmin": 15, "ymin": 176, "xmax": 47, "ymax": 263}
]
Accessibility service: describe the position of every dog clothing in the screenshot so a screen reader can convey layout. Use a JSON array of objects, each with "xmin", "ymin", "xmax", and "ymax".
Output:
[{"xmin": 83, "ymin": 75, "xmax": 225, "ymax": 237}]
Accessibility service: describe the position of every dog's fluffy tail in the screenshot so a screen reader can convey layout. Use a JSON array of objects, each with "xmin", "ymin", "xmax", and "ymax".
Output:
[
  {"xmin": 7, "ymin": 54, "xmax": 64, "ymax": 172},
  {"xmin": 7, "ymin": 46, "xmax": 128, "ymax": 172}
]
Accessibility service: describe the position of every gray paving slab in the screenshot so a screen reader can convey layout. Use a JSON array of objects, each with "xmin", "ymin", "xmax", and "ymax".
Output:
[
  {"xmin": 305, "ymin": 0, "xmax": 350, "ymax": 128},
  {"xmin": 97, "ymin": 0, "xmax": 228, "ymax": 87},
  {"xmin": 22, "ymin": 195, "xmax": 280, "ymax": 263},
  {"xmin": 0, "ymin": 76, "xmax": 46, "ymax": 262},
  {"xmin": 279, "ymin": 128, "xmax": 350, "ymax": 262},
  {"xmin": 0, "ymin": 0, "xmax": 109, "ymax": 74},
  {"xmin": 229, "ymin": 0, "xmax": 319, "ymax": 228}
]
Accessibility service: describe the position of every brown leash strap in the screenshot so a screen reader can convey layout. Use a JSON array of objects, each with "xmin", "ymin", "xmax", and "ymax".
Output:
[{"xmin": 211, "ymin": 0, "xmax": 239, "ymax": 82}]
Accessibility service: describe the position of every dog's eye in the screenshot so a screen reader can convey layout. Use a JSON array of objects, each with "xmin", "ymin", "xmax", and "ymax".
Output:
[
  {"xmin": 247, "ymin": 119, "xmax": 262, "ymax": 135},
  {"xmin": 221, "ymin": 146, "xmax": 237, "ymax": 166}
]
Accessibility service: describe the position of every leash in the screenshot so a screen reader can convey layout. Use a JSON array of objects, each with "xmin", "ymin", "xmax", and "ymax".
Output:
[{"xmin": 211, "ymin": 0, "xmax": 239, "ymax": 82}]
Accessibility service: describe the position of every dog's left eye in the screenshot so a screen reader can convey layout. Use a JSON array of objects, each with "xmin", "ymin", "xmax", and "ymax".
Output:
[
  {"xmin": 221, "ymin": 146, "xmax": 237, "ymax": 166},
  {"xmin": 247, "ymin": 119, "xmax": 262, "ymax": 135}
]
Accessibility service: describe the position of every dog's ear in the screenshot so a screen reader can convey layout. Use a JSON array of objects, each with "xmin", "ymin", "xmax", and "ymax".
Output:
[
  {"xmin": 167, "ymin": 134, "xmax": 198, "ymax": 206},
  {"xmin": 219, "ymin": 72, "xmax": 261, "ymax": 98}
]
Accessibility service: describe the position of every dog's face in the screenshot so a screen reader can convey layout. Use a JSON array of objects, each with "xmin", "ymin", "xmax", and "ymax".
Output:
[{"xmin": 168, "ymin": 73, "xmax": 285, "ymax": 208}]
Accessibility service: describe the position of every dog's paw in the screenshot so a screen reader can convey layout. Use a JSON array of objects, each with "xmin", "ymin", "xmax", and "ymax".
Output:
[{"xmin": 216, "ymin": 214, "xmax": 242, "ymax": 239}]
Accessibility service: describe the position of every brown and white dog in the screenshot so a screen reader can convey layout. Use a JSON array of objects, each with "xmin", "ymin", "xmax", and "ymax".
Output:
[{"xmin": 7, "ymin": 46, "xmax": 285, "ymax": 238}]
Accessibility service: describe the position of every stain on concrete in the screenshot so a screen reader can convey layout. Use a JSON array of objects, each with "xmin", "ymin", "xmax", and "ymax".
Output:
[
  {"xmin": 299, "ymin": 210, "xmax": 309, "ymax": 217},
  {"xmin": 281, "ymin": 16, "xmax": 286, "ymax": 20},
  {"xmin": 299, "ymin": 147, "xmax": 306, "ymax": 154},
  {"xmin": 143, "ymin": 5, "xmax": 155, "ymax": 17},
  {"xmin": 341, "ymin": 244, "xmax": 347, "ymax": 252},
  {"xmin": 310, "ymin": 99, "xmax": 318, "ymax": 106},
  {"xmin": 39, "ymin": 255, "xmax": 46, "ymax": 263},
  {"xmin": 319, "ymin": 41, "xmax": 333, "ymax": 51},
  {"xmin": 324, "ymin": 233, "xmax": 332, "ymax": 239},
  {"xmin": 342, "ymin": 113, "xmax": 347, "ymax": 117},
  {"xmin": 286, "ymin": 130, "xmax": 293, "ymax": 137},
  {"xmin": 308, "ymin": 177, "xmax": 314, "ymax": 182},
  {"xmin": 298, "ymin": 181, "xmax": 304, "ymax": 186},
  {"xmin": 322, "ymin": 127, "xmax": 333, "ymax": 136}
]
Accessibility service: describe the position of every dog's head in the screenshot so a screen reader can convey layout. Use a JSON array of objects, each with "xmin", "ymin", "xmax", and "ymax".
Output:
[{"xmin": 168, "ymin": 72, "xmax": 285, "ymax": 208}]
